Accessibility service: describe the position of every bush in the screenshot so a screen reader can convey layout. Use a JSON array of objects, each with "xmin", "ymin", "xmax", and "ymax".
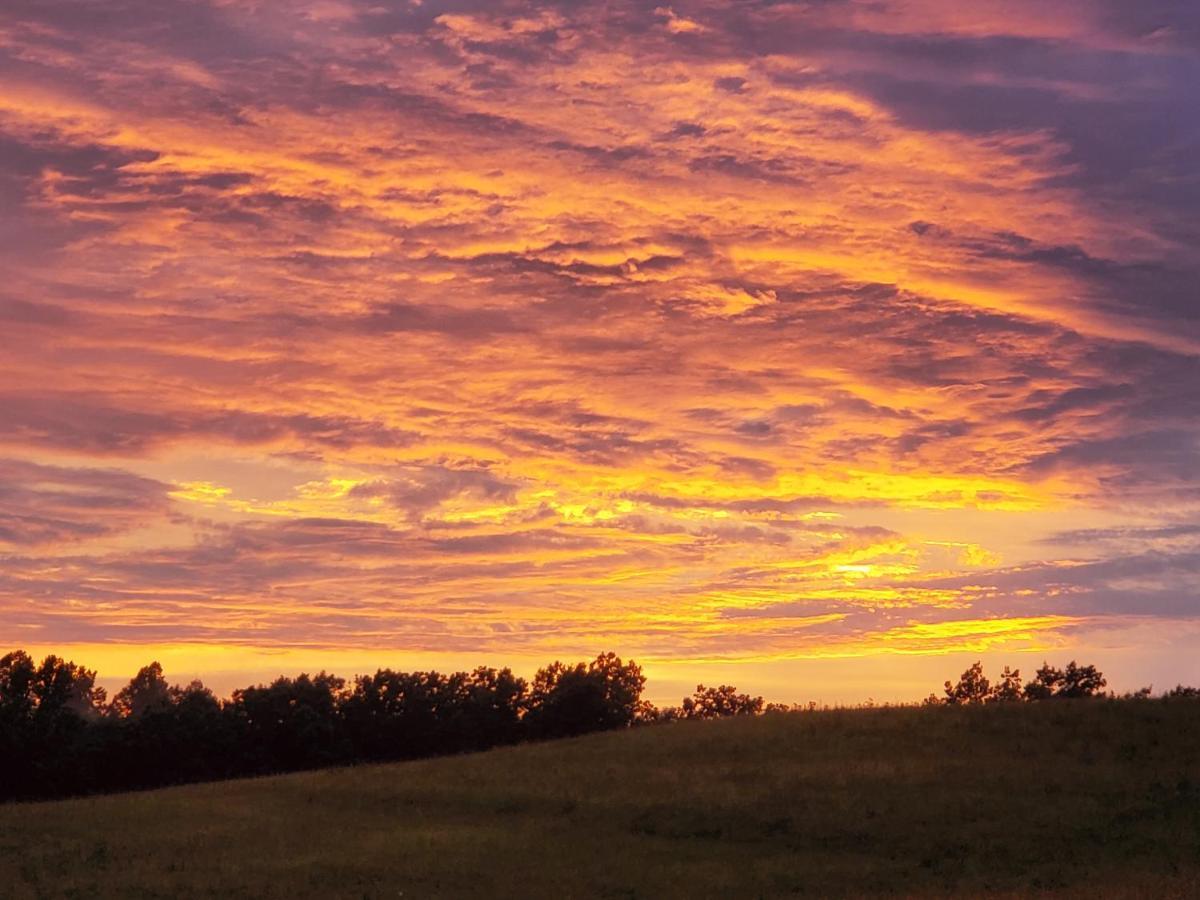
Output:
[
  {"xmin": 940, "ymin": 661, "xmax": 1108, "ymax": 706},
  {"xmin": 681, "ymin": 684, "xmax": 764, "ymax": 718},
  {"xmin": 1023, "ymin": 661, "xmax": 1106, "ymax": 700}
]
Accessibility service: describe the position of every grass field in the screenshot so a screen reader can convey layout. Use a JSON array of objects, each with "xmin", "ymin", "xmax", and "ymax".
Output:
[{"xmin": 2, "ymin": 700, "xmax": 1199, "ymax": 898}]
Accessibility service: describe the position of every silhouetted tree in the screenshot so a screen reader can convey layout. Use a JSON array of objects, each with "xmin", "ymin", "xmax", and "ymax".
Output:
[
  {"xmin": 1058, "ymin": 661, "xmax": 1106, "ymax": 698},
  {"xmin": 525, "ymin": 653, "xmax": 647, "ymax": 738},
  {"xmin": 32, "ymin": 655, "xmax": 106, "ymax": 719},
  {"xmin": 1023, "ymin": 661, "xmax": 1106, "ymax": 700},
  {"xmin": 451, "ymin": 667, "xmax": 528, "ymax": 750},
  {"xmin": 1166, "ymin": 684, "xmax": 1200, "ymax": 699},
  {"xmin": 97, "ymin": 674, "xmax": 233, "ymax": 791},
  {"xmin": 681, "ymin": 684, "xmax": 764, "ymax": 718},
  {"xmin": 0, "ymin": 654, "xmax": 108, "ymax": 798},
  {"xmin": 1023, "ymin": 662, "xmax": 1064, "ymax": 700},
  {"xmin": 165, "ymin": 680, "xmax": 232, "ymax": 780},
  {"xmin": 989, "ymin": 666, "xmax": 1023, "ymax": 703},
  {"xmin": 591, "ymin": 652, "xmax": 655, "ymax": 723},
  {"xmin": 109, "ymin": 661, "xmax": 172, "ymax": 718},
  {"xmin": 0, "ymin": 651, "xmax": 38, "ymax": 799},
  {"xmin": 226, "ymin": 672, "xmax": 348, "ymax": 773},
  {"xmin": 644, "ymin": 705, "xmax": 683, "ymax": 722},
  {"xmin": 943, "ymin": 662, "xmax": 990, "ymax": 705},
  {"xmin": 344, "ymin": 669, "xmax": 453, "ymax": 760},
  {"xmin": 0, "ymin": 651, "xmax": 36, "ymax": 719}
]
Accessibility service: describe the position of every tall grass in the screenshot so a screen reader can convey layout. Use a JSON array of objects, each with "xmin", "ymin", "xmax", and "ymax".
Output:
[{"xmin": 2, "ymin": 699, "xmax": 1199, "ymax": 898}]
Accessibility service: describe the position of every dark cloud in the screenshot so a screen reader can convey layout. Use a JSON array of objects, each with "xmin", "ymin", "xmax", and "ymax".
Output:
[
  {"xmin": 352, "ymin": 301, "xmax": 525, "ymax": 337},
  {"xmin": 0, "ymin": 394, "xmax": 415, "ymax": 455},
  {"xmin": 911, "ymin": 545, "xmax": 1200, "ymax": 621},
  {"xmin": 1041, "ymin": 523, "xmax": 1200, "ymax": 547},
  {"xmin": 0, "ymin": 459, "xmax": 173, "ymax": 546},
  {"xmin": 665, "ymin": 121, "xmax": 708, "ymax": 139},
  {"xmin": 350, "ymin": 465, "xmax": 521, "ymax": 519},
  {"xmin": 687, "ymin": 152, "xmax": 812, "ymax": 185},
  {"xmin": 1023, "ymin": 429, "xmax": 1200, "ymax": 485}
]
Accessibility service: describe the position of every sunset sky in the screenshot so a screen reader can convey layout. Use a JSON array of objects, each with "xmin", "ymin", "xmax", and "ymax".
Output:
[{"xmin": 2, "ymin": 0, "xmax": 1198, "ymax": 703}]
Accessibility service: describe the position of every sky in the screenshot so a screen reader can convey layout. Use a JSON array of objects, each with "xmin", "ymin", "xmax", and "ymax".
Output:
[{"xmin": 1, "ymin": 0, "xmax": 1198, "ymax": 704}]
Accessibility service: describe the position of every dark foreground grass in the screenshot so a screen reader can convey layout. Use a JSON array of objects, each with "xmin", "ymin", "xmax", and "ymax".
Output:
[{"xmin": 2, "ymin": 700, "xmax": 1200, "ymax": 899}]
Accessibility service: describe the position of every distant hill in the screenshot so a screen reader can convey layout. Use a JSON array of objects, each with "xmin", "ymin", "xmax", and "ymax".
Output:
[{"xmin": 3, "ymin": 700, "xmax": 1199, "ymax": 898}]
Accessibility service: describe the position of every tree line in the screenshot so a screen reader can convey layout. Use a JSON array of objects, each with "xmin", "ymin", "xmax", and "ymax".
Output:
[
  {"xmin": 4, "ymin": 649, "xmax": 1197, "ymax": 802},
  {"xmin": 935, "ymin": 660, "xmax": 1107, "ymax": 704},
  {"xmin": 934, "ymin": 659, "xmax": 1200, "ymax": 705},
  {"xmin": 0, "ymin": 650, "xmax": 769, "ymax": 801}
]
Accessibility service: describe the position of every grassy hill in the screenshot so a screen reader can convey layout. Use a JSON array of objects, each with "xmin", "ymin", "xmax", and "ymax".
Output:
[{"xmin": 2, "ymin": 700, "xmax": 1199, "ymax": 898}]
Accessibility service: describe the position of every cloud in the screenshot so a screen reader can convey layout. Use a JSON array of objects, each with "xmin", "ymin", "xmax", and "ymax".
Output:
[
  {"xmin": 349, "ymin": 464, "xmax": 522, "ymax": 520},
  {"xmin": 0, "ymin": 394, "xmax": 415, "ymax": 455},
  {"xmin": 0, "ymin": 0, "xmax": 1197, "ymax": 680},
  {"xmin": 0, "ymin": 459, "xmax": 173, "ymax": 546}
]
